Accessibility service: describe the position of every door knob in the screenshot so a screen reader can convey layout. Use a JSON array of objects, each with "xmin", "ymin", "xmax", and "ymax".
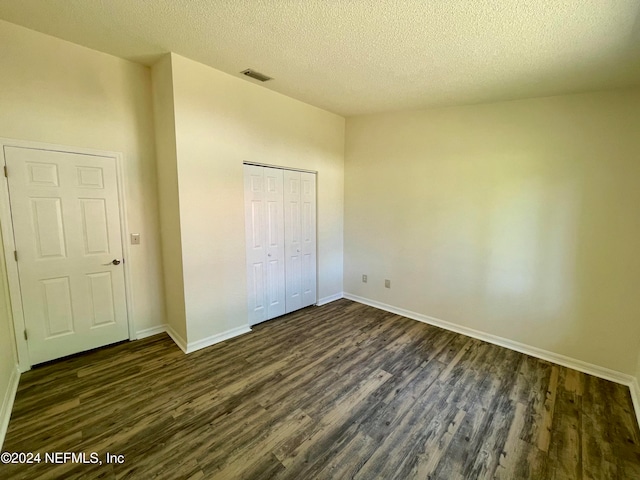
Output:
[{"xmin": 104, "ymin": 259, "xmax": 121, "ymax": 265}]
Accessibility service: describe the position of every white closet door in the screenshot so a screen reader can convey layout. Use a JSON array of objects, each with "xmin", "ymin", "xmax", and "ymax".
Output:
[
  {"xmin": 244, "ymin": 165, "xmax": 286, "ymax": 325},
  {"xmin": 284, "ymin": 170, "xmax": 302, "ymax": 313},
  {"xmin": 244, "ymin": 165, "xmax": 267, "ymax": 325},
  {"xmin": 300, "ymin": 172, "xmax": 317, "ymax": 307},
  {"xmin": 263, "ymin": 168, "xmax": 286, "ymax": 319}
]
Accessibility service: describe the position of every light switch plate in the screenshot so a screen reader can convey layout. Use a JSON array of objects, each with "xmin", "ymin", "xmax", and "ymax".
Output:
[{"xmin": 131, "ymin": 233, "xmax": 141, "ymax": 245}]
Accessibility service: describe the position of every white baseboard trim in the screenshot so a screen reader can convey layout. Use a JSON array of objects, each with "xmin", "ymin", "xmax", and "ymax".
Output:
[
  {"xmin": 186, "ymin": 325, "xmax": 251, "ymax": 354},
  {"xmin": 0, "ymin": 365, "xmax": 20, "ymax": 450},
  {"xmin": 316, "ymin": 292, "xmax": 344, "ymax": 306},
  {"xmin": 165, "ymin": 323, "xmax": 252, "ymax": 354},
  {"xmin": 135, "ymin": 325, "xmax": 167, "ymax": 340},
  {"xmin": 165, "ymin": 325, "xmax": 188, "ymax": 354},
  {"xmin": 343, "ymin": 293, "xmax": 634, "ymax": 386}
]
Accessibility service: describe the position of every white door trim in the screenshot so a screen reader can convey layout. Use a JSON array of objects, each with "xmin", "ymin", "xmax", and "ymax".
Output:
[
  {"xmin": 0, "ymin": 138, "xmax": 135, "ymax": 372},
  {"xmin": 242, "ymin": 161, "xmax": 317, "ymax": 174}
]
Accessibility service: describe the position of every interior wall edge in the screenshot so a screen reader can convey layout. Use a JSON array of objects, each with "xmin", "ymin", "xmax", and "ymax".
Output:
[
  {"xmin": 165, "ymin": 324, "xmax": 188, "ymax": 354},
  {"xmin": 0, "ymin": 364, "xmax": 20, "ymax": 450},
  {"xmin": 631, "ymin": 377, "xmax": 640, "ymax": 433}
]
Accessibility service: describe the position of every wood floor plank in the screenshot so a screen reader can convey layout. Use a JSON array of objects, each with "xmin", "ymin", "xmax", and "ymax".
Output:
[
  {"xmin": 411, "ymin": 408, "xmax": 467, "ymax": 478},
  {"xmin": 311, "ymin": 432, "xmax": 377, "ymax": 480},
  {"xmin": 494, "ymin": 402, "xmax": 537, "ymax": 479},
  {"xmin": 1, "ymin": 299, "xmax": 638, "ymax": 480},
  {"xmin": 537, "ymin": 365, "xmax": 560, "ymax": 453},
  {"xmin": 275, "ymin": 369, "xmax": 392, "ymax": 470}
]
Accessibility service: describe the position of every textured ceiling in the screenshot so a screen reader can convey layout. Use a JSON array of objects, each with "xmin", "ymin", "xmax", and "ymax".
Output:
[{"xmin": 1, "ymin": 0, "xmax": 639, "ymax": 116}]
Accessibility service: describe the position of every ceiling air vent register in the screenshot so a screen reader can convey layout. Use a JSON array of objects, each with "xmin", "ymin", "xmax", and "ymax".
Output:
[{"xmin": 241, "ymin": 69, "xmax": 273, "ymax": 82}]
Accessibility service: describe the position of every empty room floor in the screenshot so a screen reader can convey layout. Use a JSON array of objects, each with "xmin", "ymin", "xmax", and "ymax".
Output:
[{"xmin": 2, "ymin": 299, "xmax": 639, "ymax": 479}]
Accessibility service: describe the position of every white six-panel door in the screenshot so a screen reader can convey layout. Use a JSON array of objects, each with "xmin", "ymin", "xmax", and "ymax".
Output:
[
  {"xmin": 284, "ymin": 170, "xmax": 317, "ymax": 312},
  {"xmin": 5, "ymin": 146, "xmax": 129, "ymax": 364},
  {"xmin": 244, "ymin": 165, "xmax": 286, "ymax": 325}
]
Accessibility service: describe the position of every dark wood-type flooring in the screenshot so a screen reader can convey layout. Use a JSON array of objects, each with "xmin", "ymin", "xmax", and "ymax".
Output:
[{"xmin": 2, "ymin": 299, "xmax": 640, "ymax": 479}]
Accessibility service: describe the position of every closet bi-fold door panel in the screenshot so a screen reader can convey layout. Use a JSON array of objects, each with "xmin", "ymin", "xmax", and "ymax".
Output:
[
  {"xmin": 244, "ymin": 165, "xmax": 286, "ymax": 325},
  {"xmin": 284, "ymin": 170, "xmax": 317, "ymax": 312},
  {"xmin": 299, "ymin": 172, "xmax": 317, "ymax": 308},
  {"xmin": 264, "ymin": 167, "xmax": 286, "ymax": 320},
  {"xmin": 284, "ymin": 171, "xmax": 303, "ymax": 313}
]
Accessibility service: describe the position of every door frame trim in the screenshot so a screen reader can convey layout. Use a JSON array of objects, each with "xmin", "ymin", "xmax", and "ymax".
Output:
[
  {"xmin": 242, "ymin": 161, "xmax": 317, "ymax": 174},
  {"xmin": 0, "ymin": 138, "xmax": 135, "ymax": 372}
]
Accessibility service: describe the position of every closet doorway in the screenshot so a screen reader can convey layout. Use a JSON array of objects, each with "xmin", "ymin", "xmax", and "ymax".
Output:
[{"xmin": 243, "ymin": 164, "xmax": 317, "ymax": 326}]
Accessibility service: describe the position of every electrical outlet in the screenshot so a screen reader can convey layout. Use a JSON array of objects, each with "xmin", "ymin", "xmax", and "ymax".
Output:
[
  {"xmin": 362, "ymin": 274, "xmax": 367, "ymax": 283},
  {"xmin": 385, "ymin": 279, "xmax": 391, "ymax": 288}
]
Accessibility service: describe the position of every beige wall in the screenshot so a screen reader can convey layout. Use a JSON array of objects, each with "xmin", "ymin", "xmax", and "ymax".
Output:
[
  {"xmin": 345, "ymin": 88, "xmax": 640, "ymax": 375},
  {"xmin": 169, "ymin": 53, "xmax": 345, "ymax": 342},
  {"xmin": 151, "ymin": 55, "xmax": 187, "ymax": 340},
  {"xmin": 0, "ymin": 20, "xmax": 165, "ymax": 337}
]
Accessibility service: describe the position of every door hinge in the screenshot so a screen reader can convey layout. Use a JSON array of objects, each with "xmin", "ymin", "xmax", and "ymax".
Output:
[
  {"xmin": 14, "ymin": 250, "xmax": 17, "ymax": 262},
  {"xmin": 24, "ymin": 329, "xmax": 28, "ymax": 341},
  {"xmin": 3, "ymin": 166, "xmax": 7, "ymax": 177}
]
